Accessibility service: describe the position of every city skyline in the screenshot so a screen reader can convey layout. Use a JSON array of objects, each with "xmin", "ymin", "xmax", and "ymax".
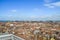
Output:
[{"xmin": 0, "ymin": 0, "xmax": 60, "ymax": 21}]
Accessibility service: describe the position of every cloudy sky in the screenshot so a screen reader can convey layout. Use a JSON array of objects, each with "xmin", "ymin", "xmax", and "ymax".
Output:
[{"xmin": 0, "ymin": 0, "xmax": 60, "ymax": 21}]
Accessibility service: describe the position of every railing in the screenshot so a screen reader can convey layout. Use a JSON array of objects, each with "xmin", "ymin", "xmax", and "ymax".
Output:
[{"xmin": 0, "ymin": 34, "xmax": 25, "ymax": 40}]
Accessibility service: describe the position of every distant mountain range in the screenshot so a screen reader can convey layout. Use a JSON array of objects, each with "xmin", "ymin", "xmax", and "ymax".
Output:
[{"xmin": 0, "ymin": 20, "xmax": 60, "ymax": 22}]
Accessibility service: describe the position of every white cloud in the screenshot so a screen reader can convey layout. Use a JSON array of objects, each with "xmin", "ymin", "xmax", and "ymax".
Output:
[
  {"xmin": 33, "ymin": 8, "xmax": 40, "ymax": 11},
  {"xmin": 44, "ymin": 2, "xmax": 60, "ymax": 8},
  {"xmin": 52, "ymin": 2, "xmax": 60, "ymax": 6},
  {"xmin": 44, "ymin": 0, "xmax": 56, "ymax": 3},
  {"xmin": 30, "ymin": 16, "xmax": 38, "ymax": 18},
  {"xmin": 39, "ymin": 16, "xmax": 48, "ymax": 18},
  {"xmin": 30, "ymin": 16, "xmax": 49, "ymax": 19},
  {"xmin": 44, "ymin": 0, "xmax": 51, "ymax": 3},
  {"xmin": 11, "ymin": 10, "xmax": 17, "ymax": 12},
  {"xmin": 44, "ymin": 4, "xmax": 55, "ymax": 8}
]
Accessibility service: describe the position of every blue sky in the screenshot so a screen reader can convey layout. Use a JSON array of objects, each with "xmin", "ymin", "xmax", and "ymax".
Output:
[{"xmin": 0, "ymin": 0, "xmax": 60, "ymax": 21}]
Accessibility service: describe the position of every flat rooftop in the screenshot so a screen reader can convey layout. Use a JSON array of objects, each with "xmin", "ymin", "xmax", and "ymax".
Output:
[{"xmin": 0, "ymin": 34, "xmax": 25, "ymax": 40}]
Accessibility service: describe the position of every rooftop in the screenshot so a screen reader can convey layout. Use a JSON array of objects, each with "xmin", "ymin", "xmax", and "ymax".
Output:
[{"xmin": 0, "ymin": 34, "xmax": 25, "ymax": 40}]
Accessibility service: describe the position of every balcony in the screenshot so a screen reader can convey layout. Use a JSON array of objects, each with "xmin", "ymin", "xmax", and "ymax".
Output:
[{"xmin": 0, "ymin": 34, "xmax": 25, "ymax": 40}]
